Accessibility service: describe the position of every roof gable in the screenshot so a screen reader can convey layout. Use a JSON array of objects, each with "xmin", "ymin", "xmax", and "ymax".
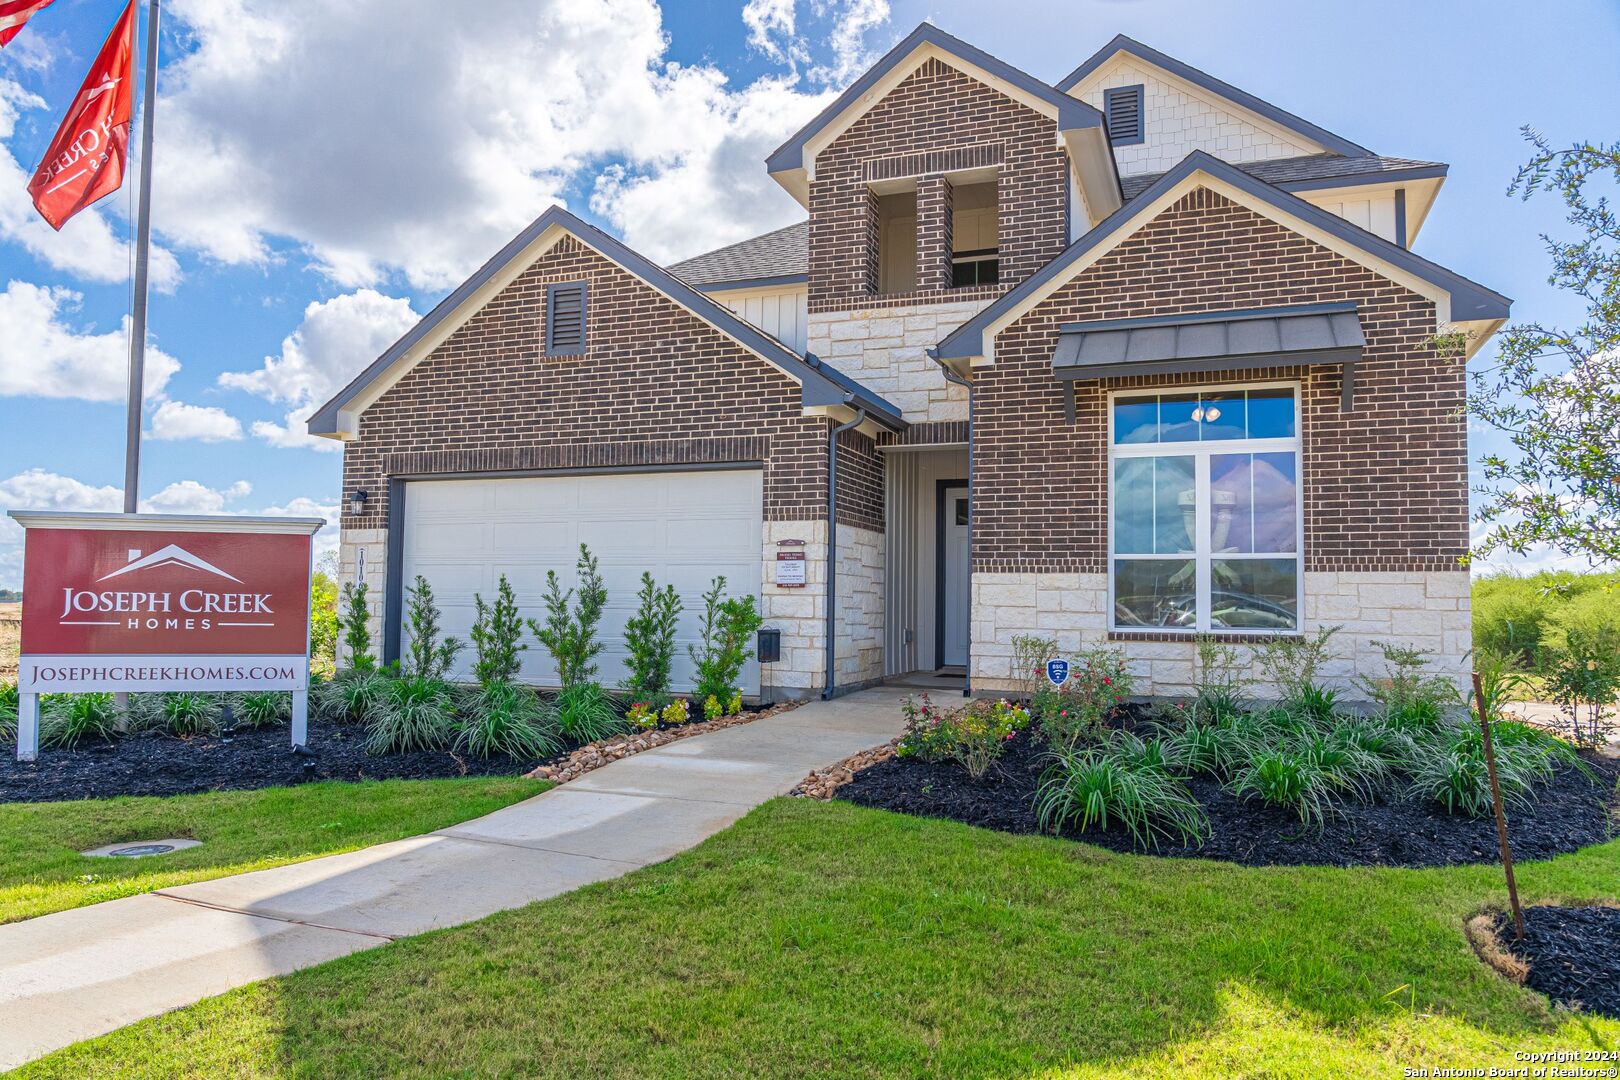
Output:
[
  {"xmin": 306, "ymin": 207, "xmax": 903, "ymax": 439},
  {"xmin": 1059, "ymin": 35, "xmax": 1372, "ymax": 160},
  {"xmin": 934, "ymin": 150, "xmax": 1509, "ymax": 365}
]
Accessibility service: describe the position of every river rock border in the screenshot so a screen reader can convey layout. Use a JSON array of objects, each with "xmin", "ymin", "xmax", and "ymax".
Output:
[{"xmin": 524, "ymin": 701, "xmax": 805, "ymax": 785}]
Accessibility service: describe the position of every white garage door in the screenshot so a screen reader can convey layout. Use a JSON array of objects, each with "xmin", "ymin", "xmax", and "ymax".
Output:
[{"xmin": 401, "ymin": 468, "xmax": 764, "ymax": 694}]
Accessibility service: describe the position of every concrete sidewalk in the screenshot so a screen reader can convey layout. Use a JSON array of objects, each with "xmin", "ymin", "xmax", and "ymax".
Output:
[{"xmin": 0, "ymin": 687, "xmax": 905, "ymax": 1070}]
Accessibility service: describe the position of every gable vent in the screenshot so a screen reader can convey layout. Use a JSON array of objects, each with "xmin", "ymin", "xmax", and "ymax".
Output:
[
  {"xmin": 545, "ymin": 281, "xmax": 588, "ymax": 356},
  {"xmin": 1104, "ymin": 84, "xmax": 1145, "ymax": 146}
]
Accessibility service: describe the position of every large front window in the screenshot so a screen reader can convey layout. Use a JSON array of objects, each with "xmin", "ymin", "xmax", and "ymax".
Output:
[{"xmin": 1109, "ymin": 384, "xmax": 1301, "ymax": 632}]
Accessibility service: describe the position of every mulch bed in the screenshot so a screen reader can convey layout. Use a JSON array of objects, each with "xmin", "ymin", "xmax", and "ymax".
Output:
[
  {"xmin": 1, "ymin": 702, "xmax": 798, "ymax": 804},
  {"xmin": 830, "ymin": 729, "xmax": 1620, "ymax": 868},
  {"xmin": 1497, "ymin": 906, "xmax": 1620, "ymax": 1020}
]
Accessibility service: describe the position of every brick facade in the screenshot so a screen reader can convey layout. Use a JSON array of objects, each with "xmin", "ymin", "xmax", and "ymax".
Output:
[
  {"xmin": 975, "ymin": 187, "xmax": 1467, "ymax": 576},
  {"xmin": 339, "ymin": 235, "xmax": 833, "ymax": 531},
  {"xmin": 807, "ymin": 57, "xmax": 1069, "ymax": 314}
]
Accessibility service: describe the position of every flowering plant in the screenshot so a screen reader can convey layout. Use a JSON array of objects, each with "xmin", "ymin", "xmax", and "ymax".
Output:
[
  {"xmin": 703, "ymin": 694, "xmax": 723, "ymax": 722},
  {"xmin": 726, "ymin": 691, "xmax": 744, "ymax": 716},
  {"xmin": 660, "ymin": 698, "xmax": 690, "ymax": 725},
  {"xmin": 896, "ymin": 694, "xmax": 954, "ymax": 762},
  {"xmin": 626, "ymin": 701, "xmax": 658, "ymax": 730},
  {"xmin": 1039, "ymin": 645, "xmax": 1133, "ymax": 748},
  {"xmin": 897, "ymin": 694, "xmax": 1030, "ymax": 779}
]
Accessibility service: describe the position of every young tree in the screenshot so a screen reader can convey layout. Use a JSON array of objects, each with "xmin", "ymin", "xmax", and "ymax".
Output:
[
  {"xmin": 1471, "ymin": 131, "xmax": 1620, "ymax": 569},
  {"xmin": 469, "ymin": 575, "xmax": 526, "ymax": 686},
  {"xmin": 528, "ymin": 544, "xmax": 607, "ymax": 689},
  {"xmin": 339, "ymin": 582, "xmax": 374, "ymax": 671},
  {"xmin": 405, "ymin": 575, "xmax": 464, "ymax": 681},
  {"xmin": 623, "ymin": 571, "xmax": 682, "ymax": 700},
  {"xmin": 688, "ymin": 576, "xmax": 763, "ymax": 703}
]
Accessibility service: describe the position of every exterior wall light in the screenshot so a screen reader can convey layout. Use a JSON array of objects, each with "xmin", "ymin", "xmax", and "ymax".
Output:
[{"xmin": 349, "ymin": 489, "xmax": 369, "ymax": 515}]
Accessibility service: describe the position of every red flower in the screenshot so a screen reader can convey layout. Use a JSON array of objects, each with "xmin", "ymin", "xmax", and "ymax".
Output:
[{"xmin": 1102, "ymin": 676, "xmax": 1112, "ymax": 685}]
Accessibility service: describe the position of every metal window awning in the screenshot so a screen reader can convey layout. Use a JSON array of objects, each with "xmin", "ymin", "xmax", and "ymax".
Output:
[{"xmin": 1051, "ymin": 302, "xmax": 1366, "ymax": 417}]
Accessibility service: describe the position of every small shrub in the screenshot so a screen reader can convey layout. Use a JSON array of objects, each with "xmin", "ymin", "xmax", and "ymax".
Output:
[
  {"xmin": 1231, "ymin": 749, "xmax": 1335, "ymax": 831},
  {"xmin": 455, "ymin": 682, "xmax": 561, "ymax": 760},
  {"xmin": 897, "ymin": 697, "xmax": 1028, "ymax": 779},
  {"xmin": 895, "ymin": 693, "xmax": 954, "ymax": 763},
  {"xmin": 234, "ymin": 691, "xmax": 290, "ymax": 729},
  {"xmin": 404, "ymin": 576, "xmax": 465, "ymax": 681},
  {"xmin": 689, "ymin": 576, "xmax": 763, "ymax": 703},
  {"xmin": 1358, "ymin": 642, "xmax": 1458, "ymax": 721},
  {"xmin": 1542, "ymin": 623, "xmax": 1620, "ymax": 746},
  {"xmin": 1034, "ymin": 740, "xmax": 1208, "ymax": 850},
  {"xmin": 626, "ymin": 701, "xmax": 659, "ymax": 730},
  {"xmin": 1409, "ymin": 718, "xmax": 1585, "ymax": 817},
  {"xmin": 1254, "ymin": 625, "xmax": 1341, "ymax": 702},
  {"xmin": 367, "ymin": 676, "xmax": 455, "ymax": 754},
  {"xmin": 0, "ymin": 681, "xmax": 17, "ymax": 743},
  {"xmin": 1192, "ymin": 634, "xmax": 1250, "ymax": 721},
  {"xmin": 470, "ymin": 575, "xmax": 527, "ymax": 686},
  {"xmin": 40, "ymin": 693, "xmax": 119, "ymax": 748},
  {"xmin": 339, "ymin": 582, "xmax": 375, "ymax": 670},
  {"xmin": 660, "ymin": 698, "xmax": 690, "ymax": 726},
  {"xmin": 727, "ymin": 691, "xmax": 743, "ymax": 716},
  {"xmin": 556, "ymin": 682, "xmax": 624, "ymax": 743},
  {"xmin": 529, "ymin": 545, "xmax": 608, "ymax": 690},
  {"xmin": 316, "ymin": 667, "xmax": 390, "ymax": 724},
  {"xmin": 161, "ymin": 692, "xmax": 221, "ymax": 737},
  {"xmin": 1011, "ymin": 633, "xmax": 1059, "ymax": 699},
  {"xmin": 623, "ymin": 572, "xmax": 682, "ymax": 700},
  {"xmin": 1283, "ymin": 683, "xmax": 1339, "ymax": 727},
  {"xmin": 1036, "ymin": 645, "xmax": 1132, "ymax": 748},
  {"xmin": 703, "ymin": 695, "xmax": 723, "ymax": 722}
]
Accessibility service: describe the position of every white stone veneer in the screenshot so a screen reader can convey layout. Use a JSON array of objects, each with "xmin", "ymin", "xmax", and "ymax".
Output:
[
  {"xmin": 807, "ymin": 298, "xmax": 990, "ymax": 423},
  {"xmin": 336, "ymin": 527, "xmax": 387, "ymax": 667},
  {"xmin": 834, "ymin": 523, "xmax": 884, "ymax": 689},
  {"xmin": 762, "ymin": 520, "xmax": 826, "ymax": 698},
  {"xmin": 971, "ymin": 570, "xmax": 1471, "ymax": 700}
]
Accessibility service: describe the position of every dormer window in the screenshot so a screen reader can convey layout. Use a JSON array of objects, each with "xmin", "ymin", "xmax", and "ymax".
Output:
[{"xmin": 1104, "ymin": 84, "xmax": 1145, "ymax": 145}]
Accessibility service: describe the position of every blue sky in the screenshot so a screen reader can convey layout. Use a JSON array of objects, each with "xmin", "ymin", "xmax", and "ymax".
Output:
[{"xmin": 0, "ymin": 0, "xmax": 1615, "ymax": 589}]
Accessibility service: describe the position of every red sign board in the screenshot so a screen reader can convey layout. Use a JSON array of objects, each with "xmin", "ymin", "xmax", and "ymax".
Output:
[{"xmin": 22, "ymin": 527, "xmax": 311, "ymax": 656}]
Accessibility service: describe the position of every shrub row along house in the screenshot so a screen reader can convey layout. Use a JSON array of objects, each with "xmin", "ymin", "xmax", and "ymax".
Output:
[{"xmin": 309, "ymin": 25, "xmax": 1507, "ymax": 701}]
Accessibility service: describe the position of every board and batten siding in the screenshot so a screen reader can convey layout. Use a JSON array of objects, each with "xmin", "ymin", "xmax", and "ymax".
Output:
[{"xmin": 706, "ymin": 285, "xmax": 809, "ymax": 354}]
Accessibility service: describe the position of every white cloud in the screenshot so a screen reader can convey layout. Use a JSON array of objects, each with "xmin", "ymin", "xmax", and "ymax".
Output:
[
  {"xmin": 259, "ymin": 494, "xmax": 340, "ymax": 565},
  {"xmin": 140, "ymin": 478, "xmax": 253, "ymax": 515},
  {"xmin": 0, "ymin": 279, "xmax": 180, "ymax": 401},
  {"xmin": 220, "ymin": 288, "xmax": 419, "ymax": 452},
  {"xmin": 815, "ymin": 0, "xmax": 891, "ymax": 86},
  {"xmin": 743, "ymin": 0, "xmax": 804, "ymax": 67},
  {"xmin": 0, "ymin": 79, "xmax": 180, "ymax": 290},
  {"xmin": 148, "ymin": 0, "xmax": 877, "ymax": 288},
  {"xmin": 148, "ymin": 399, "xmax": 244, "ymax": 442}
]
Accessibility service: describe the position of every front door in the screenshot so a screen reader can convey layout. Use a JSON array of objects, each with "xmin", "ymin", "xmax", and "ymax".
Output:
[{"xmin": 939, "ymin": 483, "xmax": 969, "ymax": 668}]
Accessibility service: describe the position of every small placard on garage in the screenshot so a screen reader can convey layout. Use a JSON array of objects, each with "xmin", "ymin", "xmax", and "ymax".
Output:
[{"xmin": 774, "ymin": 540, "xmax": 806, "ymax": 588}]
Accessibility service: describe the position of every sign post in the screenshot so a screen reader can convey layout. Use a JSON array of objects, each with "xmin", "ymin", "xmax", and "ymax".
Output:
[{"xmin": 8, "ymin": 511, "xmax": 324, "ymax": 762}]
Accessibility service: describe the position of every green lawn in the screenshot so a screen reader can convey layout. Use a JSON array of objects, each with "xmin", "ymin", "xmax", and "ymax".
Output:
[
  {"xmin": 0, "ymin": 777, "xmax": 547, "ymax": 923},
  {"xmin": 17, "ymin": 798, "xmax": 1619, "ymax": 1078}
]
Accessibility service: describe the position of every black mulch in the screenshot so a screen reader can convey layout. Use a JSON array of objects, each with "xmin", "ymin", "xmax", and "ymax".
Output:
[
  {"xmin": 0, "ymin": 721, "xmax": 543, "ymax": 803},
  {"xmin": 835, "ymin": 729, "xmax": 1620, "ymax": 868},
  {"xmin": 1499, "ymin": 906, "xmax": 1620, "ymax": 1020}
]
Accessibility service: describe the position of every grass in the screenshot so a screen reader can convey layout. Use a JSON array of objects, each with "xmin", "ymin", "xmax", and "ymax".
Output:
[
  {"xmin": 0, "ymin": 777, "xmax": 546, "ymax": 924},
  {"xmin": 17, "ymin": 798, "xmax": 1619, "ymax": 1078}
]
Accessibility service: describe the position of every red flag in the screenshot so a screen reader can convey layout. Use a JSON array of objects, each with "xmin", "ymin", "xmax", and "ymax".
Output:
[
  {"xmin": 28, "ymin": 1, "xmax": 134, "ymax": 230},
  {"xmin": 0, "ymin": 0, "xmax": 55, "ymax": 47}
]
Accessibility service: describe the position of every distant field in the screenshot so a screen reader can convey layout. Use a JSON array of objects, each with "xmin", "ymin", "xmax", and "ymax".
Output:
[{"xmin": 0, "ymin": 603, "xmax": 18, "ymax": 680}]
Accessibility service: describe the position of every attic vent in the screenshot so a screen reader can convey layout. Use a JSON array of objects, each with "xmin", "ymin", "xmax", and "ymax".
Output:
[
  {"xmin": 545, "ymin": 281, "xmax": 588, "ymax": 356},
  {"xmin": 1104, "ymin": 84, "xmax": 1145, "ymax": 146}
]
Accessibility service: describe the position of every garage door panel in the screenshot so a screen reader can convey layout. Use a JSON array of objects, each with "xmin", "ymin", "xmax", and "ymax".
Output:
[{"xmin": 402, "ymin": 470, "xmax": 763, "ymax": 694}]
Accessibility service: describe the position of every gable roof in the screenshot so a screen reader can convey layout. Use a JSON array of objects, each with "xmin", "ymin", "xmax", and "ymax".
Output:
[
  {"xmin": 307, "ymin": 206, "xmax": 904, "ymax": 439},
  {"xmin": 1120, "ymin": 155, "xmax": 1447, "ymax": 200},
  {"xmin": 934, "ymin": 150, "xmax": 1509, "ymax": 364},
  {"xmin": 764, "ymin": 22, "xmax": 1121, "ymax": 217},
  {"xmin": 669, "ymin": 221, "xmax": 808, "ymax": 289},
  {"xmin": 1059, "ymin": 34, "xmax": 1373, "ymax": 159}
]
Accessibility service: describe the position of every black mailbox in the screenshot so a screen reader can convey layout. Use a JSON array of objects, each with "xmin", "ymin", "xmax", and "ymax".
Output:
[{"xmin": 757, "ymin": 627, "xmax": 781, "ymax": 664}]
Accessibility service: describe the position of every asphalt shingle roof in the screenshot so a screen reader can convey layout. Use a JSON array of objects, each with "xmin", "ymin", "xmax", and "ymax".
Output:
[
  {"xmin": 668, "ymin": 221, "xmax": 808, "ymax": 287},
  {"xmin": 1120, "ymin": 154, "xmax": 1445, "ymax": 199}
]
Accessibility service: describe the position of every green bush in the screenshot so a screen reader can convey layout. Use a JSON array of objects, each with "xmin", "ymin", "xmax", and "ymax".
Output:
[
  {"xmin": 367, "ymin": 676, "xmax": 455, "ymax": 754},
  {"xmin": 470, "ymin": 575, "xmax": 527, "ymax": 686},
  {"xmin": 161, "ymin": 692, "xmax": 221, "ymax": 737},
  {"xmin": 404, "ymin": 575, "xmax": 464, "ymax": 681},
  {"xmin": 1036, "ymin": 645, "xmax": 1132, "ymax": 748},
  {"xmin": 623, "ymin": 572, "xmax": 682, "ymax": 700},
  {"xmin": 688, "ymin": 576, "xmax": 763, "ymax": 704},
  {"xmin": 233, "ymin": 691, "xmax": 290, "ymax": 729},
  {"xmin": 0, "ymin": 680, "xmax": 17, "ymax": 743},
  {"xmin": 1358, "ymin": 642, "xmax": 1458, "ymax": 721},
  {"xmin": 1034, "ymin": 738, "xmax": 1208, "ymax": 850},
  {"xmin": 1254, "ymin": 625, "xmax": 1341, "ymax": 703},
  {"xmin": 40, "ymin": 692, "xmax": 119, "ymax": 748},
  {"xmin": 1472, "ymin": 570, "xmax": 1618, "ymax": 671},
  {"xmin": 1407, "ymin": 718, "xmax": 1583, "ymax": 818},
  {"xmin": 316, "ymin": 667, "xmax": 390, "ymax": 724},
  {"xmin": 456, "ymin": 682, "xmax": 561, "ymax": 760},
  {"xmin": 529, "ymin": 545, "xmax": 607, "ymax": 690},
  {"xmin": 1231, "ymin": 750, "xmax": 1337, "ymax": 830},
  {"xmin": 339, "ymin": 582, "xmax": 375, "ymax": 670},
  {"xmin": 555, "ymin": 682, "xmax": 624, "ymax": 744},
  {"xmin": 896, "ymin": 693, "xmax": 954, "ymax": 762},
  {"xmin": 1191, "ymin": 634, "xmax": 1250, "ymax": 722}
]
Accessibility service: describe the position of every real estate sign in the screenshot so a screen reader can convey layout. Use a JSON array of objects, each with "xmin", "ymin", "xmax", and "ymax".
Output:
[{"xmin": 7, "ymin": 511, "xmax": 326, "ymax": 761}]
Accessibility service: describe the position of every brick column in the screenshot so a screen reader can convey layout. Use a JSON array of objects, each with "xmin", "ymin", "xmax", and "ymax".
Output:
[
  {"xmin": 860, "ymin": 185, "xmax": 883, "ymax": 295},
  {"xmin": 915, "ymin": 173, "xmax": 954, "ymax": 294}
]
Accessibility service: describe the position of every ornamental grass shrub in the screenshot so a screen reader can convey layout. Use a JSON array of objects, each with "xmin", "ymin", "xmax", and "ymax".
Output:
[
  {"xmin": 366, "ymin": 675, "xmax": 455, "ymax": 755},
  {"xmin": 232, "ymin": 690, "xmax": 290, "ymax": 729},
  {"xmin": 556, "ymin": 682, "xmax": 624, "ymax": 743},
  {"xmin": 40, "ymin": 692, "xmax": 119, "ymax": 748},
  {"xmin": 315, "ymin": 667, "xmax": 390, "ymax": 724},
  {"xmin": 1035, "ymin": 734, "xmax": 1209, "ymax": 850},
  {"xmin": 455, "ymin": 681, "xmax": 561, "ymax": 760},
  {"xmin": 161, "ymin": 692, "xmax": 221, "ymax": 737},
  {"xmin": 0, "ymin": 681, "xmax": 17, "ymax": 743}
]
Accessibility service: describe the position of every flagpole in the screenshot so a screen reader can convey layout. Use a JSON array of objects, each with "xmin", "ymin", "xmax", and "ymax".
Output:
[{"xmin": 122, "ymin": 0, "xmax": 159, "ymax": 514}]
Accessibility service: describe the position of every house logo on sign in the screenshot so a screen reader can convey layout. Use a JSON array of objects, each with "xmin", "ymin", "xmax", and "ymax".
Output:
[
  {"xmin": 98, "ymin": 545, "xmax": 243, "ymax": 583},
  {"xmin": 1045, "ymin": 658, "xmax": 1070, "ymax": 687},
  {"xmin": 55, "ymin": 544, "xmax": 272, "ymax": 632}
]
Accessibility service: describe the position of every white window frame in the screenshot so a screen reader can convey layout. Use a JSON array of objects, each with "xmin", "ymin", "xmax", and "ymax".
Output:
[{"xmin": 1106, "ymin": 379, "xmax": 1305, "ymax": 635}]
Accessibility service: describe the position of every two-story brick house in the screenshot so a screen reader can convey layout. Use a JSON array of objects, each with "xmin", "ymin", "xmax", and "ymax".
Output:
[{"xmin": 310, "ymin": 24, "xmax": 1507, "ymax": 701}]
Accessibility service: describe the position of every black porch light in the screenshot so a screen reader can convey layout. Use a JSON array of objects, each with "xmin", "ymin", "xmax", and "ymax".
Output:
[{"xmin": 349, "ymin": 489, "xmax": 369, "ymax": 515}]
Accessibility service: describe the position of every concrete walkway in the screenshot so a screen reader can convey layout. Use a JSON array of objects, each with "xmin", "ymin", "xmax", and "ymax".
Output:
[{"xmin": 0, "ymin": 687, "xmax": 906, "ymax": 1070}]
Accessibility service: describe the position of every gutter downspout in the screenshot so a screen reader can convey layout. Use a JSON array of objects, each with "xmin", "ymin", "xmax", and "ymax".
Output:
[{"xmin": 824, "ymin": 400, "xmax": 867, "ymax": 700}]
